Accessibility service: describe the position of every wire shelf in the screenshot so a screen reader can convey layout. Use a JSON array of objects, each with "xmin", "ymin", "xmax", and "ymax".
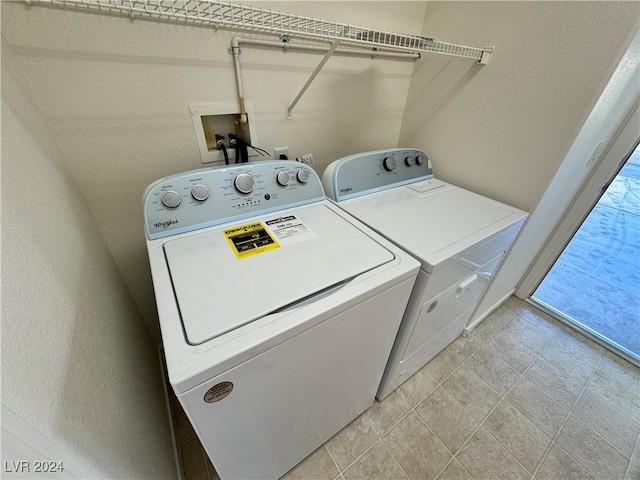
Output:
[{"xmin": 27, "ymin": 0, "xmax": 491, "ymax": 61}]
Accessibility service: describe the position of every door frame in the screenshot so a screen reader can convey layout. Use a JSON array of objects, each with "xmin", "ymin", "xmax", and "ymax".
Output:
[{"xmin": 516, "ymin": 99, "xmax": 639, "ymax": 299}]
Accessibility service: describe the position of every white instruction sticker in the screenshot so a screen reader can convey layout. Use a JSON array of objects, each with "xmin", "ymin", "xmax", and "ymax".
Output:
[{"xmin": 265, "ymin": 215, "xmax": 317, "ymax": 246}]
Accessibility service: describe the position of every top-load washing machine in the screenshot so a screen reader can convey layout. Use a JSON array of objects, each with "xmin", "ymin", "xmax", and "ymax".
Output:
[
  {"xmin": 143, "ymin": 160, "xmax": 419, "ymax": 479},
  {"xmin": 322, "ymin": 148, "xmax": 528, "ymax": 400}
]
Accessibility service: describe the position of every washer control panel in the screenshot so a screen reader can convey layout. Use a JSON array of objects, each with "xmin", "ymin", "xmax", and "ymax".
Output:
[
  {"xmin": 322, "ymin": 148, "xmax": 434, "ymax": 201},
  {"xmin": 144, "ymin": 161, "xmax": 323, "ymax": 239}
]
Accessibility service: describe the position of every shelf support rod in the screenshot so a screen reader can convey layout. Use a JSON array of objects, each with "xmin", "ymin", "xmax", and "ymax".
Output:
[{"xmin": 287, "ymin": 40, "xmax": 340, "ymax": 119}]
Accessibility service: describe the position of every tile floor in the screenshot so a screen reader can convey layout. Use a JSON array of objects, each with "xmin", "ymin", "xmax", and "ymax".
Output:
[{"xmin": 170, "ymin": 296, "xmax": 640, "ymax": 480}]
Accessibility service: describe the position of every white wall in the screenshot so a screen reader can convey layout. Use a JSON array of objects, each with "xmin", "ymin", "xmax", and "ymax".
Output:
[
  {"xmin": 400, "ymin": 1, "xmax": 640, "ymax": 323},
  {"xmin": 1, "ymin": 1, "xmax": 426, "ymax": 336},
  {"xmin": 1, "ymin": 40, "xmax": 176, "ymax": 478}
]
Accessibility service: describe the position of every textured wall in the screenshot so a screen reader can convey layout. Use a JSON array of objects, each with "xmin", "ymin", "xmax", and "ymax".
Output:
[
  {"xmin": 400, "ymin": 1, "xmax": 640, "ymax": 320},
  {"xmin": 1, "ymin": 1, "xmax": 426, "ymax": 336},
  {"xmin": 1, "ymin": 42, "xmax": 176, "ymax": 478}
]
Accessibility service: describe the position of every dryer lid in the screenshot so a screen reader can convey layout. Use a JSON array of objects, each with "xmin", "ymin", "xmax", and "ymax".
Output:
[
  {"xmin": 340, "ymin": 180, "xmax": 526, "ymax": 270},
  {"xmin": 163, "ymin": 204, "xmax": 394, "ymax": 345}
]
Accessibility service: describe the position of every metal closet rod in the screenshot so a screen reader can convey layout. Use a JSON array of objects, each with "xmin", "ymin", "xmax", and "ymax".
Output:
[{"xmin": 231, "ymin": 35, "xmax": 420, "ymax": 120}]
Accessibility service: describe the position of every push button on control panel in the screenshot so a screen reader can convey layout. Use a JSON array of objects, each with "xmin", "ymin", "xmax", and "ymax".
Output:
[{"xmin": 161, "ymin": 190, "xmax": 181, "ymax": 208}]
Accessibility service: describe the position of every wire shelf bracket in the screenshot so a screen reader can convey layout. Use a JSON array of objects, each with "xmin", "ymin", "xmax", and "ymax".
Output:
[{"xmin": 26, "ymin": 0, "xmax": 495, "ymax": 117}]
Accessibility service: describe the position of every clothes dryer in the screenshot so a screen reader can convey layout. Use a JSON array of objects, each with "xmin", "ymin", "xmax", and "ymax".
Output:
[
  {"xmin": 143, "ymin": 160, "xmax": 419, "ymax": 479},
  {"xmin": 322, "ymin": 149, "xmax": 527, "ymax": 400}
]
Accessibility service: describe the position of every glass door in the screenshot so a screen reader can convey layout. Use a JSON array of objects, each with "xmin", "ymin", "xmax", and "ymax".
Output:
[{"xmin": 531, "ymin": 144, "xmax": 639, "ymax": 363}]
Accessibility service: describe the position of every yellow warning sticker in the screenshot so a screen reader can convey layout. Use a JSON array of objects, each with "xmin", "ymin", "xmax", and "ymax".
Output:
[{"xmin": 223, "ymin": 222, "xmax": 280, "ymax": 259}]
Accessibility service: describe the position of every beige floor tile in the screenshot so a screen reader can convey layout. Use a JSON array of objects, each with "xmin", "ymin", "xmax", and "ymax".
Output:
[
  {"xmin": 456, "ymin": 427, "xmax": 529, "ymax": 480},
  {"xmin": 486, "ymin": 329, "xmax": 537, "ymax": 373},
  {"xmin": 524, "ymin": 357, "xmax": 583, "ymax": 409},
  {"xmin": 540, "ymin": 340, "xmax": 596, "ymax": 385},
  {"xmin": 467, "ymin": 314, "xmax": 502, "ymax": 343},
  {"xmin": 171, "ymin": 395, "xmax": 197, "ymax": 445},
  {"xmin": 632, "ymin": 437, "xmax": 640, "ymax": 465},
  {"xmin": 597, "ymin": 350, "xmax": 640, "ymax": 391},
  {"xmin": 501, "ymin": 296, "xmax": 528, "ymax": 317},
  {"xmin": 446, "ymin": 333, "xmax": 485, "ymax": 363},
  {"xmin": 423, "ymin": 349, "xmax": 461, "ymax": 384},
  {"xmin": 364, "ymin": 390, "xmax": 412, "ymax": 436},
  {"xmin": 482, "ymin": 301, "xmax": 521, "ymax": 330},
  {"xmin": 282, "ymin": 445, "xmax": 340, "ymax": 480},
  {"xmin": 553, "ymin": 326, "xmax": 605, "ymax": 366},
  {"xmin": 383, "ymin": 412, "xmax": 452, "ymax": 480},
  {"xmin": 181, "ymin": 437, "xmax": 211, "ymax": 480},
  {"xmin": 626, "ymin": 460, "xmax": 640, "ymax": 480},
  {"xmin": 464, "ymin": 346, "xmax": 521, "ymax": 396},
  {"xmin": 586, "ymin": 368, "xmax": 640, "ymax": 423},
  {"xmin": 442, "ymin": 365, "xmax": 501, "ymax": 421},
  {"xmin": 415, "ymin": 386, "xmax": 479, "ymax": 455},
  {"xmin": 556, "ymin": 415, "xmax": 630, "ymax": 480},
  {"xmin": 517, "ymin": 305, "xmax": 565, "ymax": 338},
  {"xmin": 326, "ymin": 415, "xmax": 379, "ymax": 471},
  {"xmin": 572, "ymin": 389, "xmax": 640, "ymax": 457},
  {"xmin": 535, "ymin": 444, "xmax": 594, "ymax": 480},
  {"xmin": 435, "ymin": 459, "xmax": 472, "ymax": 480},
  {"xmin": 502, "ymin": 316, "xmax": 551, "ymax": 353},
  {"xmin": 483, "ymin": 400, "xmax": 551, "ymax": 473},
  {"xmin": 342, "ymin": 441, "xmax": 407, "ymax": 480},
  {"xmin": 397, "ymin": 364, "xmax": 439, "ymax": 407},
  {"xmin": 505, "ymin": 377, "xmax": 568, "ymax": 438}
]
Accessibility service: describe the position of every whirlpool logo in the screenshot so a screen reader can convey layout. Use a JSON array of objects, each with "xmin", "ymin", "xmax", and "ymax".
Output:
[{"xmin": 154, "ymin": 219, "xmax": 178, "ymax": 229}]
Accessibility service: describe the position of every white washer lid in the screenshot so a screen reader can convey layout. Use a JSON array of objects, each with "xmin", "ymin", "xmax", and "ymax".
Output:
[
  {"xmin": 339, "ymin": 179, "xmax": 526, "ymax": 270},
  {"xmin": 163, "ymin": 204, "xmax": 394, "ymax": 345}
]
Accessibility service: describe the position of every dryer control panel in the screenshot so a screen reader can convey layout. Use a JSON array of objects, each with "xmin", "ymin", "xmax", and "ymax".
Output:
[
  {"xmin": 322, "ymin": 148, "xmax": 434, "ymax": 202},
  {"xmin": 144, "ymin": 161, "xmax": 323, "ymax": 239}
]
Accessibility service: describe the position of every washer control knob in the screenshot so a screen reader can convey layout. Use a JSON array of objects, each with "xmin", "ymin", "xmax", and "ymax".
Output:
[
  {"xmin": 383, "ymin": 156, "xmax": 396, "ymax": 171},
  {"xmin": 191, "ymin": 184, "xmax": 209, "ymax": 201},
  {"xmin": 234, "ymin": 173, "xmax": 255, "ymax": 194},
  {"xmin": 297, "ymin": 169, "xmax": 310, "ymax": 183},
  {"xmin": 416, "ymin": 155, "xmax": 426, "ymax": 165},
  {"xmin": 405, "ymin": 156, "xmax": 415, "ymax": 166},
  {"xmin": 277, "ymin": 171, "xmax": 291, "ymax": 186},
  {"xmin": 161, "ymin": 190, "xmax": 181, "ymax": 208}
]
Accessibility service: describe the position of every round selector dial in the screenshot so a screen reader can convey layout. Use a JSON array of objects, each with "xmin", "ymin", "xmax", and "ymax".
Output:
[
  {"xmin": 277, "ymin": 171, "xmax": 291, "ymax": 186},
  {"xmin": 405, "ymin": 156, "xmax": 415, "ymax": 166},
  {"xmin": 416, "ymin": 155, "xmax": 426, "ymax": 166},
  {"xmin": 383, "ymin": 156, "xmax": 396, "ymax": 172},
  {"xmin": 296, "ymin": 169, "xmax": 310, "ymax": 184},
  {"xmin": 161, "ymin": 190, "xmax": 181, "ymax": 208},
  {"xmin": 191, "ymin": 184, "xmax": 209, "ymax": 201},
  {"xmin": 234, "ymin": 173, "xmax": 255, "ymax": 194}
]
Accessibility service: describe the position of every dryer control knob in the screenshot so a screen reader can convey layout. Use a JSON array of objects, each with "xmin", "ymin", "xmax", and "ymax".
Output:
[
  {"xmin": 405, "ymin": 156, "xmax": 415, "ymax": 166},
  {"xmin": 191, "ymin": 184, "xmax": 209, "ymax": 201},
  {"xmin": 161, "ymin": 190, "xmax": 181, "ymax": 208},
  {"xmin": 277, "ymin": 171, "xmax": 291, "ymax": 186},
  {"xmin": 416, "ymin": 155, "xmax": 426, "ymax": 165},
  {"xmin": 383, "ymin": 156, "xmax": 396, "ymax": 171},
  {"xmin": 297, "ymin": 169, "xmax": 310, "ymax": 183},
  {"xmin": 234, "ymin": 173, "xmax": 255, "ymax": 194}
]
